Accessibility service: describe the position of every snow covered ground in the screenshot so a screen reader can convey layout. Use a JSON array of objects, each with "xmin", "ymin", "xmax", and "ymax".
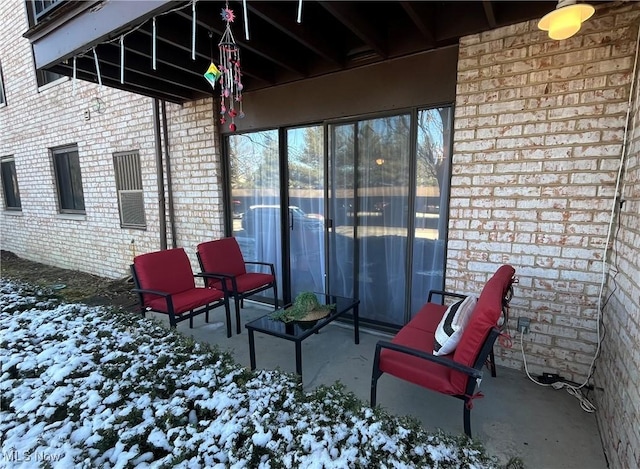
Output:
[{"xmin": 1, "ymin": 280, "xmax": 499, "ymax": 468}]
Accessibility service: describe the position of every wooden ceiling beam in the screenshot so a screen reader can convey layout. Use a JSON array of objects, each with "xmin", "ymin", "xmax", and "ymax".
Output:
[
  {"xmin": 482, "ymin": 1, "xmax": 498, "ymax": 28},
  {"xmin": 96, "ymin": 43, "xmax": 212, "ymax": 96},
  {"xmin": 399, "ymin": 1, "xmax": 436, "ymax": 45},
  {"xmin": 247, "ymin": 2, "xmax": 344, "ymax": 68},
  {"xmin": 318, "ymin": 1, "xmax": 387, "ymax": 59},
  {"xmin": 174, "ymin": 9, "xmax": 307, "ymax": 78},
  {"xmin": 53, "ymin": 61, "xmax": 197, "ymax": 103}
]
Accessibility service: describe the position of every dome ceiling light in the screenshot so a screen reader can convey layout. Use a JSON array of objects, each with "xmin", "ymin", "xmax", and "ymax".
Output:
[{"xmin": 538, "ymin": 0, "xmax": 595, "ymax": 40}]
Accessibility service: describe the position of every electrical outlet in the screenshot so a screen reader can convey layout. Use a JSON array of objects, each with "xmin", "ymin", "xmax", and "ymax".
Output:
[{"xmin": 517, "ymin": 317, "xmax": 530, "ymax": 334}]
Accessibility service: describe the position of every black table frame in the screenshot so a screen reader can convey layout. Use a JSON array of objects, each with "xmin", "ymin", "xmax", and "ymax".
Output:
[{"xmin": 245, "ymin": 294, "xmax": 360, "ymax": 377}]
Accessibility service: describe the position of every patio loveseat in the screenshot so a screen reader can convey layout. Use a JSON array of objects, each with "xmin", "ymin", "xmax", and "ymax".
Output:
[{"xmin": 370, "ymin": 264, "xmax": 516, "ymax": 437}]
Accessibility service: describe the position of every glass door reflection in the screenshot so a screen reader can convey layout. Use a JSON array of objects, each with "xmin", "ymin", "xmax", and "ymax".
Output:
[
  {"xmin": 329, "ymin": 115, "xmax": 411, "ymax": 327},
  {"xmin": 287, "ymin": 126, "xmax": 326, "ymax": 297},
  {"xmin": 229, "ymin": 130, "xmax": 283, "ymax": 304}
]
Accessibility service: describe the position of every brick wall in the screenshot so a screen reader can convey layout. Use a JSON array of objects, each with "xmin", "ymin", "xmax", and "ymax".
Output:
[
  {"xmin": 453, "ymin": 3, "xmax": 639, "ymax": 467},
  {"xmin": 0, "ymin": 0, "xmax": 223, "ymax": 278},
  {"xmin": 594, "ymin": 9, "xmax": 640, "ymax": 466},
  {"xmin": 162, "ymin": 99, "xmax": 225, "ymax": 259}
]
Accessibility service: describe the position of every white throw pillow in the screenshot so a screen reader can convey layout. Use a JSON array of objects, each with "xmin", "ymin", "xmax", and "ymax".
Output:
[{"xmin": 433, "ymin": 295, "xmax": 477, "ymax": 356}]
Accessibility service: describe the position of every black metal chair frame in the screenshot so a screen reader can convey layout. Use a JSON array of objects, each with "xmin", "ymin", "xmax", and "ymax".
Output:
[
  {"xmin": 370, "ymin": 327, "xmax": 501, "ymax": 438},
  {"xmin": 131, "ymin": 265, "xmax": 232, "ymax": 337},
  {"xmin": 370, "ymin": 281, "xmax": 514, "ymax": 438}
]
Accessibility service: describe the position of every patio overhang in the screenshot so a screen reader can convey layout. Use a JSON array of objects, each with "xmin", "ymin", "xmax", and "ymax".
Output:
[{"xmin": 24, "ymin": 0, "xmax": 564, "ymax": 104}]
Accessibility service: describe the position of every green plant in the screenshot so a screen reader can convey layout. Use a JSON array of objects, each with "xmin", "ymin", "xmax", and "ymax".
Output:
[{"xmin": 269, "ymin": 291, "xmax": 335, "ymax": 322}]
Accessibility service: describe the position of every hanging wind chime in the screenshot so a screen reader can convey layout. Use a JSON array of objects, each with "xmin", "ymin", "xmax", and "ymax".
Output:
[{"xmin": 204, "ymin": 3, "xmax": 244, "ymax": 132}]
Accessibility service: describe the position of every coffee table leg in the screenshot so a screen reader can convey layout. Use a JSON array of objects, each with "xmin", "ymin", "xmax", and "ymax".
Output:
[
  {"xmin": 354, "ymin": 303, "xmax": 360, "ymax": 344},
  {"xmin": 248, "ymin": 329, "xmax": 257, "ymax": 370},
  {"xmin": 295, "ymin": 340, "xmax": 302, "ymax": 376}
]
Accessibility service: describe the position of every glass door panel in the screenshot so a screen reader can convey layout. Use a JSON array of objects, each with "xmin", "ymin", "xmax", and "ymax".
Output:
[
  {"xmin": 287, "ymin": 126, "xmax": 326, "ymax": 297},
  {"xmin": 410, "ymin": 108, "xmax": 452, "ymax": 315},
  {"xmin": 328, "ymin": 116, "xmax": 411, "ymax": 327},
  {"xmin": 328, "ymin": 123, "xmax": 356, "ymax": 298},
  {"xmin": 357, "ymin": 115, "xmax": 411, "ymax": 326},
  {"xmin": 228, "ymin": 130, "xmax": 283, "ymax": 304}
]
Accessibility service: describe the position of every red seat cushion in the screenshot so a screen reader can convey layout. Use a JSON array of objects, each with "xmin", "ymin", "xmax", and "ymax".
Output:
[
  {"xmin": 380, "ymin": 265, "xmax": 515, "ymax": 396},
  {"xmin": 133, "ymin": 248, "xmax": 195, "ymax": 305},
  {"xmin": 147, "ymin": 287, "xmax": 224, "ymax": 315},
  {"xmin": 233, "ymin": 272, "xmax": 274, "ymax": 293},
  {"xmin": 379, "ymin": 325, "xmax": 466, "ymax": 395}
]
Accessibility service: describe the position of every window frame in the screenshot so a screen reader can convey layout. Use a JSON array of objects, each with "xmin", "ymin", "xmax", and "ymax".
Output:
[
  {"xmin": 25, "ymin": 0, "xmax": 65, "ymax": 27},
  {"xmin": 36, "ymin": 69, "xmax": 66, "ymax": 89},
  {"xmin": 1, "ymin": 156, "xmax": 22, "ymax": 211},
  {"xmin": 0, "ymin": 62, "xmax": 6, "ymax": 107},
  {"xmin": 51, "ymin": 144, "xmax": 85, "ymax": 214}
]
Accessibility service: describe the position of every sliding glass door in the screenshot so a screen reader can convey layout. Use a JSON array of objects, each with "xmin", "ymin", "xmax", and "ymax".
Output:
[
  {"xmin": 226, "ymin": 106, "xmax": 452, "ymax": 327},
  {"xmin": 327, "ymin": 109, "xmax": 451, "ymax": 326}
]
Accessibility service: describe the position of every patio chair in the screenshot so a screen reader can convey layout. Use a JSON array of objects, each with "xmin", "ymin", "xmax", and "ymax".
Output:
[
  {"xmin": 131, "ymin": 247, "xmax": 231, "ymax": 337},
  {"xmin": 370, "ymin": 264, "xmax": 516, "ymax": 437},
  {"xmin": 197, "ymin": 237, "xmax": 278, "ymax": 334}
]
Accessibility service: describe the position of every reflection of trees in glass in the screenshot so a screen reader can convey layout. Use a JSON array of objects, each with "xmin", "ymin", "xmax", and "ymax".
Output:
[
  {"xmin": 416, "ymin": 107, "xmax": 452, "ymax": 241},
  {"xmin": 227, "ymin": 108, "xmax": 451, "ymax": 193},
  {"xmin": 359, "ymin": 115, "xmax": 410, "ymax": 188},
  {"xmin": 229, "ymin": 130, "xmax": 278, "ymax": 189},
  {"xmin": 332, "ymin": 124, "xmax": 355, "ymax": 190},
  {"xmin": 417, "ymin": 108, "xmax": 450, "ymax": 187},
  {"xmin": 288, "ymin": 126, "xmax": 324, "ymax": 189}
]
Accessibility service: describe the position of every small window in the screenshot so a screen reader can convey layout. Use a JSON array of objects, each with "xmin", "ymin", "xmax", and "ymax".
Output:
[
  {"xmin": 52, "ymin": 145, "xmax": 85, "ymax": 214},
  {"xmin": 0, "ymin": 62, "xmax": 6, "ymax": 106},
  {"xmin": 113, "ymin": 151, "xmax": 146, "ymax": 229},
  {"xmin": 1, "ymin": 157, "xmax": 21, "ymax": 210},
  {"xmin": 36, "ymin": 69, "xmax": 65, "ymax": 88},
  {"xmin": 28, "ymin": 0, "xmax": 65, "ymax": 25}
]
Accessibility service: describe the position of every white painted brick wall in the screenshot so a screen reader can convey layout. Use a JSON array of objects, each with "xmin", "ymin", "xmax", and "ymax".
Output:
[
  {"xmin": 0, "ymin": 0, "xmax": 223, "ymax": 278},
  {"xmin": 454, "ymin": 3, "xmax": 639, "ymax": 468},
  {"xmin": 593, "ymin": 4, "xmax": 640, "ymax": 466}
]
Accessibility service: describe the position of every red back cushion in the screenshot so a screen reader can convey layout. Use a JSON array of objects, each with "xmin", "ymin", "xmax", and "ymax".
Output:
[
  {"xmin": 451, "ymin": 265, "xmax": 515, "ymax": 389},
  {"xmin": 134, "ymin": 248, "xmax": 196, "ymax": 304},
  {"xmin": 197, "ymin": 238, "xmax": 247, "ymax": 278}
]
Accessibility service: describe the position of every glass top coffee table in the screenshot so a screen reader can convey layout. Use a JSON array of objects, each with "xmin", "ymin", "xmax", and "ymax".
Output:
[{"xmin": 245, "ymin": 293, "xmax": 359, "ymax": 378}]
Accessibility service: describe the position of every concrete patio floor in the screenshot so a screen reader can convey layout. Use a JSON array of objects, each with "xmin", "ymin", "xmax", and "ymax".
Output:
[{"xmin": 156, "ymin": 302, "xmax": 607, "ymax": 469}]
